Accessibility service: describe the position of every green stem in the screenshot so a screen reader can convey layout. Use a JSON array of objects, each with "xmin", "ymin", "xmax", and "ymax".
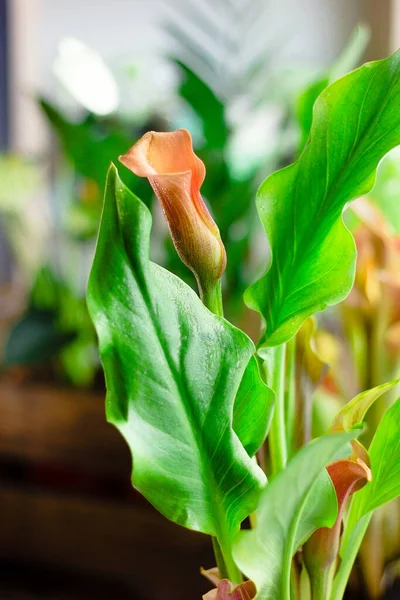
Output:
[
  {"xmin": 212, "ymin": 537, "xmax": 229, "ymax": 580},
  {"xmin": 203, "ymin": 285, "xmax": 241, "ymax": 584},
  {"xmin": 268, "ymin": 343, "xmax": 288, "ymax": 476},
  {"xmin": 310, "ymin": 566, "xmax": 333, "ymax": 600},
  {"xmin": 200, "ymin": 280, "xmax": 224, "ymax": 317},
  {"xmin": 285, "ymin": 335, "xmax": 296, "ymax": 459},
  {"xmin": 330, "ymin": 512, "xmax": 372, "ymax": 600},
  {"xmin": 212, "ymin": 536, "xmax": 242, "ymax": 584}
]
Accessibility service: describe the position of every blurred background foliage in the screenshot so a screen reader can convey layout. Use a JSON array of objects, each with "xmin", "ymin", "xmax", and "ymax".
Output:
[{"xmin": 0, "ymin": 6, "xmax": 374, "ymax": 389}]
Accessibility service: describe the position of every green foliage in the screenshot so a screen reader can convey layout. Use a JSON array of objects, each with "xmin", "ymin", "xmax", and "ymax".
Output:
[
  {"xmin": 333, "ymin": 398, "xmax": 400, "ymax": 600},
  {"xmin": 40, "ymin": 99, "xmax": 153, "ymax": 239},
  {"xmin": 4, "ymin": 266, "xmax": 97, "ymax": 386},
  {"xmin": 233, "ymin": 356, "xmax": 274, "ymax": 457},
  {"xmin": 176, "ymin": 60, "xmax": 229, "ymax": 150},
  {"xmin": 246, "ymin": 50, "xmax": 400, "ymax": 348},
  {"xmin": 332, "ymin": 379, "xmax": 400, "ymax": 432},
  {"xmin": 3, "ymin": 309, "xmax": 75, "ymax": 366},
  {"xmin": 233, "ymin": 432, "xmax": 356, "ymax": 600},
  {"xmin": 87, "ymin": 166, "xmax": 272, "ymax": 552},
  {"xmin": 40, "ymin": 99, "xmax": 134, "ymax": 190},
  {"xmin": 83, "ymin": 44, "xmax": 400, "ymax": 599},
  {"xmin": 348, "ymin": 397, "xmax": 400, "ymax": 519}
]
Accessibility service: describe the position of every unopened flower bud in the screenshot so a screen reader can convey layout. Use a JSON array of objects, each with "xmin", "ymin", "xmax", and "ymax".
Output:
[{"xmin": 119, "ymin": 130, "xmax": 226, "ymax": 300}]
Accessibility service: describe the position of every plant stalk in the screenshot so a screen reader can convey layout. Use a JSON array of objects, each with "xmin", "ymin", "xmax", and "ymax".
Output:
[
  {"xmin": 285, "ymin": 335, "xmax": 296, "ymax": 458},
  {"xmin": 330, "ymin": 512, "xmax": 372, "ymax": 600},
  {"xmin": 212, "ymin": 536, "xmax": 242, "ymax": 584},
  {"xmin": 310, "ymin": 566, "xmax": 333, "ymax": 600},
  {"xmin": 202, "ymin": 285, "xmax": 242, "ymax": 584},
  {"xmin": 268, "ymin": 343, "xmax": 288, "ymax": 476},
  {"xmin": 200, "ymin": 280, "xmax": 224, "ymax": 317}
]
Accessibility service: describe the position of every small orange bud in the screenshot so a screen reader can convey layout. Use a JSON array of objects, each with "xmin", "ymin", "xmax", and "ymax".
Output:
[{"xmin": 119, "ymin": 130, "xmax": 226, "ymax": 299}]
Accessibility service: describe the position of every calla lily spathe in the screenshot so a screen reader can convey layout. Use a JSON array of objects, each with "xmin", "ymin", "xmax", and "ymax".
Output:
[
  {"xmin": 119, "ymin": 130, "xmax": 226, "ymax": 299},
  {"xmin": 303, "ymin": 458, "xmax": 371, "ymax": 571}
]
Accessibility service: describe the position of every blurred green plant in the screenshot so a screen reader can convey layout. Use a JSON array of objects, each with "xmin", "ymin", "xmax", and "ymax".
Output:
[{"xmin": 4, "ymin": 266, "xmax": 97, "ymax": 387}]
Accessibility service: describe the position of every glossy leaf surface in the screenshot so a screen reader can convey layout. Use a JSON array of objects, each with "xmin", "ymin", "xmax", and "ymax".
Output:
[
  {"xmin": 233, "ymin": 432, "xmax": 355, "ymax": 600},
  {"xmin": 87, "ymin": 165, "xmax": 269, "ymax": 544},
  {"xmin": 233, "ymin": 356, "xmax": 274, "ymax": 457},
  {"xmin": 246, "ymin": 50, "xmax": 400, "ymax": 347}
]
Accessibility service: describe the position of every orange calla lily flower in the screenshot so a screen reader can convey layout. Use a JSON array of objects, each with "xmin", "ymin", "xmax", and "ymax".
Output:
[
  {"xmin": 303, "ymin": 458, "xmax": 371, "ymax": 575},
  {"xmin": 119, "ymin": 130, "xmax": 226, "ymax": 302}
]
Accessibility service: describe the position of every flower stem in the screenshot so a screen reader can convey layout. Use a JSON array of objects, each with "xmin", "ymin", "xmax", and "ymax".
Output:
[
  {"xmin": 200, "ymin": 280, "xmax": 224, "ymax": 317},
  {"xmin": 309, "ymin": 566, "xmax": 333, "ymax": 600},
  {"xmin": 268, "ymin": 343, "xmax": 288, "ymax": 476},
  {"xmin": 212, "ymin": 536, "xmax": 242, "ymax": 584},
  {"xmin": 212, "ymin": 536, "xmax": 229, "ymax": 580},
  {"xmin": 202, "ymin": 284, "xmax": 242, "ymax": 584},
  {"xmin": 285, "ymin": 335, "xmax": 296, "ymax": 458},
  {"xmin": 330, "ymin": 512, "xmax": 372, "ymax": 600}
]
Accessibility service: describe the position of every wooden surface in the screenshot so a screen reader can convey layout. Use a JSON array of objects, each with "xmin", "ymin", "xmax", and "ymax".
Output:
[
  {"xmin": 0, "ymin": 484, "xmax": 212, "ymax": 599},
  {"xmin": 0, "ymin": 382, "xmax": 214, "ymax": 599},
  {"xmin": 0, "ymin": 382, "xmax": 130, "ymax": 476}
]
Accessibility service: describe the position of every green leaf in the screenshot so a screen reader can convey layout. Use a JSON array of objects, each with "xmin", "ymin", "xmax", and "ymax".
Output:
[
  {"xmin": 349, "ymin": 396, "xmax": 400, "ymax": 517},
  {"xmin": 233, "ymin": 432, "xmax": 356, "ymax": 600},
  {"xmin": 233, "ymin": 356, "xmax": 274, "ymax": 458},
  {"xmin": 333, "ymin": 398, "xmax": 400, "ymax": 600},
  {"xmin": 87, "ymin": 165, "xmax": 269, "ymax": 549},
  {"xmin": 175, "ymin": 61, "xmax": 229, "ymax": 150},
  {"xmin": 293, "ymin": 468, "xmax": 338, "ymax": 549},
  {"xmin": 246, "ymin": 50, "xmax": 400, "ymax": 348},
  {"xmin": 331, "ymin": 379, "xmax": 400, "ymax": 432},
  {"xmin": 40, "ymin": 98, "xmax": 141, "ymax": 195}
]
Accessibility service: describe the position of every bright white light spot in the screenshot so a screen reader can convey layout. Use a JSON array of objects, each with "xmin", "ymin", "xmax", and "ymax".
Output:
[{"xmin": 54, "ymin": 38, "xmax": 119, "ymax": 115}]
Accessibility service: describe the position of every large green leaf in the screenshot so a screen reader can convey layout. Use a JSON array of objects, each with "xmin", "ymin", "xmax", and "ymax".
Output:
[
  {"xmin": 348, "ymin": 396, "xmax": 400, "ymax": 519},
  {"xmin": 246, "ymin": 50, "xmax": 400, "ymax": 348},
  {"xmin": 87, "ymin": 165, "xmax": 270, "ymax": 548},
  {"xmin": 233, "ymin": 431, "xmax": 356, "ymax": 600}
]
